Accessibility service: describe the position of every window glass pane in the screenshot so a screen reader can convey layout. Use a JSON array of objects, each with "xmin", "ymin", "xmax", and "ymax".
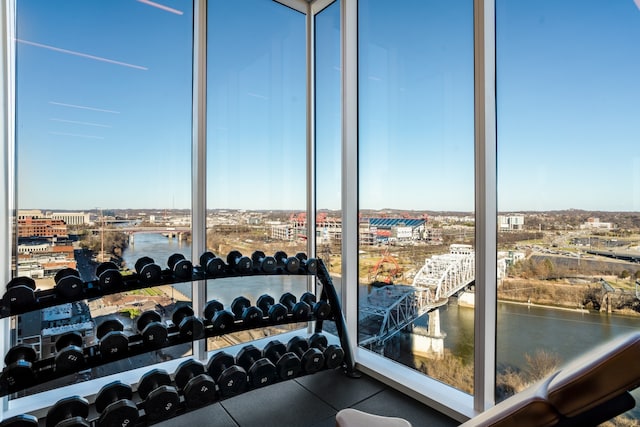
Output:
[
  {"xmin": 496, "ymin": 1, "xmax": 640, "ymax": 421},
  {"xmin": 14, "ymin": 0, "xmax": 193, "ymax": 396},
  {"xmin": 358, "ymin": 0, "xmax": 475, "ymax": 393},
  {"xmin": 206, "ymin": 0, "xmax": 307, "ymax": 351},
  {"xmin": 315, "ymin": 1, "xmax": 342, "ymax": 295}
]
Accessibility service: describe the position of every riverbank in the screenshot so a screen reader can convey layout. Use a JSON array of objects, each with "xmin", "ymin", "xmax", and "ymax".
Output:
[
  {"xmin": 498, "ymin": 299, "xmax": 589, "ymax": 314},
  {"xmin": 459, "ymin": 288, "xmax": 640, "ymax": 317}
]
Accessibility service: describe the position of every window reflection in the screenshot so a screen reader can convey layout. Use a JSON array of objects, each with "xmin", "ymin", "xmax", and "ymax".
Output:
[
  {"xmin": 315, "ymin": 1, "xmax": 342, "ymax": 295},
  {"xmin": 205, "ymin": 0, "xmax": 307, "ymax": 351},
  {"xmin": 14, "ymin": 0, "xmax": 193, "ymax": 395}
]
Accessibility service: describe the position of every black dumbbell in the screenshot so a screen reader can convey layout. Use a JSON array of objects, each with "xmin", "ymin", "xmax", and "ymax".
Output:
[
  {"xmin": 203, "ymin": 300, "xmax": 235, "ymax": 332},
  {"xmin": 206, "ymin": 352, "xmax": 247, "ymax": 398},
  {"xmin": 274, "ymin": 251, "xmax": 300, "ymax": 273},
  {"xmin": 309, "ymin": 333, "xmax": 345, "ymax": 369},
  {"xmin": 172, "ymin": 304, "xmax": 205, "ymax": 340},
  {"xmin": 1, "ymin": 344, "xmax": 37, "ymax": 391},
  {"xmin": 279, "ymin": 292, "xmax": 311, "ymax": 321},
  {"xmin": 300, "ymin": 292, "xmax": 332, "ymax": 320},
  {"xmin": 295, "ymin": 252, "xmax": 318, "ymax": 274},
  {"xmin": 134, "ymin": 256, "xmax": 162, "ymax": 284},
  {"xmin": 226, "ymin": 250, "xmax": 252, "ymax": 273},
  {"xmin": 199, "ymin": 251, "xmax": 226, "ymax": 277},
  {"xmin": 96, "ymin": 319, "xmax": 129, "ymax": 359},
  {"xmin": 287, "ymin": 336, "xmax": 325, "ymax": 374},
  {"xmin": 0, "ymin": 414, "xmax": 38, "ymax": 427},
  {"xmin": 262, "ymin": 340, "xmax": 302, "ymax": 381},
  {"xmin": 256, "ymin": 294, "xmax": 288, "ymax": 323},
  {"xmin": 251, "ymin": 251, "xmax": 277, "ymax": 273},
  {"xmin": 96, "ymin": 261, "xmax": 123, "ymax": 292},
  {"xmin": 167, "ymin": 253, "xmax": 193, "ymax": 280},
  {"xmin": 174, "ymin": 359, "xmax": 217, "ymax": 408},
  {"xmin": 3, "ymin": 277, "xmax": 36, "ymax": 311},
  {"xmin": 136, "ymin": 310, "xmax": 168, "ymax": 347},
  {"xmin": 54, "ymin": 331, "xmax": 85, "ymax": 373},
  {"xmin": 236, "ymin": 344, "xmax": 277, "ymax": 389},
  {"xmin": 137, "ymin": 369, "xmax": 180, "ymax": 422},
  {"xmin": 95, "ymin": 381, "xmax": 139, "ymax": 427},
  {"xmin": 230, "ymin": 296, "xmax": 263, "ymax": 325},
  {"xmin": 46, "ymin": 396, "xmax": 89, "ymax": 427},
  {"xmin": 54, "ymin": 268, "xmax": 84, "ymax": 300}
]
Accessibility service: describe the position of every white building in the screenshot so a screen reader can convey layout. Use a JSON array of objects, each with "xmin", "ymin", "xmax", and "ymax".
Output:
[
  {"xmin": 498, "ymin": 214, "xmax": 525, "ymax": 231},
  {"xmin": 580, "ymin": 217, "xmax": 613, "ymax": 230},
  {"xmin": 52, "ymin": 212, "xmax": 90, "ymax": 226}
]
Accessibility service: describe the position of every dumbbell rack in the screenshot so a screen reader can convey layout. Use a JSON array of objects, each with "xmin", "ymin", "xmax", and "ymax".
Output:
[{"xmin": 0, "ymin": 258, "xmax": 356, "ymax": 400}]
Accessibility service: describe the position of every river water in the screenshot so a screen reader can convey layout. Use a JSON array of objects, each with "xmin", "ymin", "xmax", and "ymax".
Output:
[{"xmin": 122, "ymin": 233, "xmax": 640, "ymax": 416}]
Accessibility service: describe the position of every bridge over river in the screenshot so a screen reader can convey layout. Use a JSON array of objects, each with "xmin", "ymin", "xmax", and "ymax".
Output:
[{"xmin": 359, "ymin": 244, "xmax": 475, "ymax": 348}]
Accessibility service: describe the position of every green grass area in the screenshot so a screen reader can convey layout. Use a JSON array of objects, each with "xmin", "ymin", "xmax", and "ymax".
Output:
[
  {"xmin": 127, "ymin": 288, "xmax": 164, "ymax": 297},
  {"xmin": 120, "ymin": 308, "xmax": 142, "ymax": 319}
]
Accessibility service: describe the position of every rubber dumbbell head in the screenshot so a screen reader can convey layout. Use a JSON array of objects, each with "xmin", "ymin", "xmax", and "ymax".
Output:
[
  {"xmin": 46, "ymin": 396, "xmax": 89, "ymax": 427},
  {"xmin": 95, "ymin": 381, "xmax": 139, "ymax": 427},
  {"xmin": 174, "ymin": 359, "xmax": 217, "ymax": 408},
  {"xmin": 279, "ymin": 292, "xmax": 311, "ymax": 321},
  {"xmin": 54, "ymin": 268, "xmax": 84, "ymax": 300},
  {"xmin": 136, "ymin": 310, "xmax": 168, "ymax": 347},
  {"xmin": 96, "ymin": 261, "xmax": 123, "ymax": 292},
  {"xmin": 3, "ymin": 277, "xmax": 36, "ymax": 311},
  {"xmin": 1, "ymin": 344, "xmax": 37, "ymax": 391},
  {"xmin": 250, "ymin": 251, "xmax": 277, "ymax": 273},
  {"xmin": 172, "ymin": 304, "xmax": 205, "ymax": 339},
  {"xmin": 287, "ymin": 336, "xmax": 325, "ymax": 374},
  {"xmin": 199, "ymin": 251, "xmax": 226, "ymax": 276},
  {"xmin": 309, "ymin": 333, "xmax": 345, "ymax": 369},
  {"xmin": 300, "ymin": 292, "xmax": 332, "ymax": 320},
  {"xmin": 137, "ymin": 369, "xmax": 180, "ymax": 422},
  {"xmin": 54, "ymin": 331, "xmax": 85, "ymax": 373},
  {"xmin": 203, "ymin": 300, "xmax": 235, "ymax": 331},
  {"xmin": 236, "ymin": 344, "xmax": 277, "ymax": 389},
  {"xmin": 167, "ymin": 253, "xmax": 193, "ymax": 280},
  {"xmin": 96, "ymin": 318, "xmax": 129, "ymax": 359},
  {"xmin": 295, "ymin": 252, "xmax": 318, "ymax": 274},
  {"xmin": 134, "ymin": 256, "xmax": 161, "ymax": 284},
  {"xmin": 230, "ymin": 296, "xmax": 263, "ymax": 325},
  {"xmin": 206, "ymin": 352, "xmax": 247, "ymax": 398},
  {"xmin": 256, "ymin": 294, "xmax": 288, "ymax": 322},
  {"xmin": 274, "ymin": 251, "xmax": 301, "ymax": 274},
  {"xmin": 262, "ymin": 340, "xmax": 302, "ymax": 381},
  {"xmin": 226, "ymin": 250, "xmax": 252, "ymax": 273},
  {"xmin": 0, "ymin": 414, "xmax": 38, "ymax": 427}
]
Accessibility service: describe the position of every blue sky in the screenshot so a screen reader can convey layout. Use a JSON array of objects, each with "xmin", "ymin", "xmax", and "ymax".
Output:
[{"xmin": 14, "ymin": 0, "xmax": 640, "ymax": 212}]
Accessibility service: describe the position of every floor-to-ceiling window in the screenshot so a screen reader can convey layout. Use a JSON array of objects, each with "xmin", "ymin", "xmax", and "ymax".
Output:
[
  {"xmin": 358, "ymin": 0, "xmax": 476, "ymax": 394},
  {"xmin": 315, "ymin": 1, "xmax": 342, "ymax": 294},
  {"xmin": 495, "ymin": 0, "xmax": 640, "ymax": 421},
  {"xmin": 13, "ymin": 0, "xmax": 194, "ymax": 396},
  {"xmin": 206, "ymin": 0, "xmax": 308, "ymax": 351}
]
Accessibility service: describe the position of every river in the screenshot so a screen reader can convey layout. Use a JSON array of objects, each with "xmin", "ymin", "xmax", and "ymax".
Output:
[{"xmin": 122, "ymin": 233, "xmax": 640, "ymax": 416}]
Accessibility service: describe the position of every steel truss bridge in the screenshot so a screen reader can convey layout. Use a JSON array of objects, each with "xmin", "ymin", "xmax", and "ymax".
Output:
[{"xmin": 359, "ymin": 245, "xmax": 475, "ymax": 348}]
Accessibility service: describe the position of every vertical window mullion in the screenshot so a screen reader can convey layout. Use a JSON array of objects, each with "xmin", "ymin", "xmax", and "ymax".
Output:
[
  {"xmin": 341, "ymin": 0, "xmax": 358, "ymax": 345},
  {"xmin": 191, "ymin": 0, "xmax": 207, "ymax": 361},
  {"xmin": 1, "ymin": 0, "xmax": 16, "ymax": 414},
  {"xmin": 473, "ymin": 0, "xmax": 497, "ymax": 412}
]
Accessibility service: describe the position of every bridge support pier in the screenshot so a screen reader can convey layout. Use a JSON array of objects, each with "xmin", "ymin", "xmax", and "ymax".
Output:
[{"xmin": 412, "ymin": 309, "xmax": 446, "ymax": 360}]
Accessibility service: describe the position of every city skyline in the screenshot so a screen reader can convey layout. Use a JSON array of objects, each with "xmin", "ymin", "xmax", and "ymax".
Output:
[{"xmin": 13, "ymin": 0, "xmax": 640, "ymax": 212}]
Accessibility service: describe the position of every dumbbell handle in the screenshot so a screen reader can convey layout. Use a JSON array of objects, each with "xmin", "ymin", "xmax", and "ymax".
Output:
[
  {"xmin": 240, "ymin": 354, "xmax": 262, "ymax": 367},
  {"xmin": 290, "ymin": 346, "xmax": 307, "ymax": 358}
]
